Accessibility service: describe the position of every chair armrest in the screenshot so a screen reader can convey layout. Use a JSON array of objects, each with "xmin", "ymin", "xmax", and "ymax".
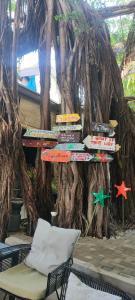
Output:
[
  {"xmin": 0, "ymin": 244, "xmax": 31, "ymax": 261},
  {"xmin": 45, "ymin": 257, "xmax": 73, "ymax": 298},
  {"xmin": 0, "ymin": 244, "xmax": 31, "ymax": 271}
]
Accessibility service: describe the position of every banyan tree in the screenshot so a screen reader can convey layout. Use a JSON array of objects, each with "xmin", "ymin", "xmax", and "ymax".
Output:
[{"xmin": 0, "ymin": 0, "xmax": 135, "ymax": 240}]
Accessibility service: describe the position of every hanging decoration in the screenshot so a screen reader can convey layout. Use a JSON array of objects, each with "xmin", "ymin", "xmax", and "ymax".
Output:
[
  {"xmin": 114, "ymin": 181, "xmax": 131, "ymax": 200},
  {"xmin": 92, "ymin": 189, "xmax": 110, "ymax": 207},
  {"xmin": 114, "ymin": 181, "xmax": 131, "ymax": 228},
  {"xmin": 85, "ymin": 188, "xmax": 110, "ymax": 236}
]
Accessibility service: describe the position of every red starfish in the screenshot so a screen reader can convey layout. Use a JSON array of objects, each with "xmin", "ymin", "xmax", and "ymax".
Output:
[{"xmin": 114, "ymin": 181, "xmax": 131, "ymax": 200}]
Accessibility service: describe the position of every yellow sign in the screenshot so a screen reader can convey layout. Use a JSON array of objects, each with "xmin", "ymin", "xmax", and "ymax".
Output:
[
  {"xmin": 56, "ymin": 114, "xmax": 80, "ymax": 123},
  {"xmin": 115, "ymin": 144, "xmax": 121, "ymax": 152},
  {"xmin": 109, "ymin": 120, "xmax": 118, "ymax": 128}
]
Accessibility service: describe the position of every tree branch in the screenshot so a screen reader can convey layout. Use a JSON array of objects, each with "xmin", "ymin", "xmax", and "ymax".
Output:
[{"xmin": 98, "ymin": 1, "xmax": 135, "ymax": 19}]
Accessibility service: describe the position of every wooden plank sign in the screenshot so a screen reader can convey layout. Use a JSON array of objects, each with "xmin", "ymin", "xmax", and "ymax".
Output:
[
  {"xmin": 71, "ymin": 153, "xmax": 93, "ymax": 161},
  {"xmin": 56, "ymin": 114, "xmax": 80, "ymax": 123},
  {"xmin": 24, "ymin": 128, "xmax": 58, "ymax": 139},
  {"xmin": 109, "ymin": 120, "xmax": 118, "ymax": 128},
  {"xmin": 54, "ymin": 143, "xmax": 84, "ymax": 151},
  {"xmin": 52, "ymin": 125, "xmax": 82, "ymax": 132},
  {"xmin": 92, "ymin": 153, "xmax": 113, "ymax": 163},
  {"xmin": 22, "ymin": 139, "xmax": 57, "ymax": 148},
  {"xmin": 83, "ymin": 135, "xmax": 115, "ymax": 152},
  {"xmin": 41, "ymin": 149, "xmax": 71, "ymax": 163},
  {"xmin": 91, "ymin": 122, "xmax": 115, "ymax": 136},
  {"xmin": 58, "ymin": 132, "xmax": 80, "ymax": 143}
]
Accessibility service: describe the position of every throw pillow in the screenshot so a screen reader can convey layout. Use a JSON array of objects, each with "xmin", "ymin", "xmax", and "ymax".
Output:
[
  {"xmin": 25, "ymin": 218, "xmax": 80, "ymax": 275},
  {"xmin": 65, "ymin": 273, "xmax": 122, "ymax": 300}
]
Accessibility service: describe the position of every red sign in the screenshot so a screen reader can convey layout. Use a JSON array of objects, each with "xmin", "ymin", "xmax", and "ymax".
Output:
[
  {"xmin": 22, "ymin": 139, "xmax": 57, "ymax": 148},
  {"xmin": 41, "ymin": 149, "xmax": 71, "ymax": 163},
  {"xmin": 92, "ymin": 153, "xmax": 113, "ymax": 163}
]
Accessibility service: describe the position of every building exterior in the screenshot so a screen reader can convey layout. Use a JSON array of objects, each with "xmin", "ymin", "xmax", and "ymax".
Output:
[{"xmin": 18, "ymin": 84, "xmax": 59, "ymax": 129}]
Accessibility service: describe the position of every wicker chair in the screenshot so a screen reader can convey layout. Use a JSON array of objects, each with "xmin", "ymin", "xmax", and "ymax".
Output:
[
  {"xmin": 0, "ymin": 244, "xmax": 72, "ymax": 300},
  {"xmin": 60, "ymin": 268, "xmax": 134, "ymax": 300}
]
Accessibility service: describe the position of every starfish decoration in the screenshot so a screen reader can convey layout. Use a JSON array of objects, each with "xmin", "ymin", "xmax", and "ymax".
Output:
[
  {"xmin": 92, "ymin": 189, "xmax": 110, "ymax": 207},
  {"xmin": 114, "ymin": 181, "xmax": 131, "ymax": 200}
]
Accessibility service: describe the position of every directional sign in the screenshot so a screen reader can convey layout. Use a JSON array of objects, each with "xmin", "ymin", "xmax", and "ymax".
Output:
[
  {"xmin": 91, "ymin": 122, "xmax": 115, "ymax": 136},
  {"xmin": 58, "ymin": 132, "xmax": 80, "ymax": 143},
  {"xmin": 52, "ymin": 125, "xmax": 82, "ymax": 132},
  {"xmin": 24, "ymin": 129, "xmax": 58, "ymax": 139},
  {"xmin": 22, "ymin": 139, "xmax": 57, "ymax": 148},
  {"xmin": 56, "ymin": 114, "xmax": 80, "ymax": 123},
  {"xmin": 83, "ymin": 135, "xmax": 115, "ymax": 152},
  {"xmin": 71, "ymin": 153, "xmax": 93, "ymax": 161},
  {"xmin": 115, "ymin": 144, "xmax": 121, "ymax": 152},
  {"xmin": 54, "ymin": 143, "xmax": 84, "ymax": 151},
  {"xmin": 109, "ymin": 120, "xmax": 118, "ymax": 128},
  {"xmin": 91, "ymin": 153, "xmax": 113, "ymax": 163},
  {"xmin": 41, "ymin": 149, "xmax": 71, "ymax": 163}
]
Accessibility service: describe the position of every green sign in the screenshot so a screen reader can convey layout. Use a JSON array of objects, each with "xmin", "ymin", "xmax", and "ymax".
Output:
[
  {"xmin": 52, "ymin": 125, "xmax": 82, "ymax": 132},
  {"xmin": 54, "ymin": 143, "xmax": 84, "ymax": 151}
]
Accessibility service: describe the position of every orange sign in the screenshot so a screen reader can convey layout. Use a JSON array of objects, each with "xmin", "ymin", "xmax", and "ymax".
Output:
[
  {"xmin": 41, "ymin": 149, "xmax": 71, "ymax": 163},
  {"xmin": 56, "ymin": 114, "xmax": 80, "ymax": 123}
]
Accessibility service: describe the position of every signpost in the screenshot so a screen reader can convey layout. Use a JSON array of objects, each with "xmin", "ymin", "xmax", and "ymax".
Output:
[
  {"xmin": 109, "ymin": 120, "xmax": 118, "ymax": 128},
  {"xmin": 52, "ymin": 124, "xmax": 82, "ymax": 132},
  {"xmin": 41, "ymin": 149, "xmax": 71, "ymax": 163},
  {"xmin": 22, "ymin": 139, "xmax": 57, "ymax": 148},
  {"xmin": 71, "ymin": 153, "xmax": 93, "ymax": 161},
  {"xmin": 24, "ymin": 129, "xmax": 58, "ymax": 139},
  {"xmin": 83, "ymin": 135, "xmax": 116, "ymax": 152},
  {"xmin": 91, "ymin": 153, "xmax": 113, "ymax": 163},
  {"xmin": 58, "ymin": 132, "xmax": 80, "ymax": 143},
  {"xmin": 91, "ymin": 122, "xmax": 115, "ymax": 137},
  {"xmin": 54, "ymin": 143, "xmax": 84, "ymax": 151},
  {"xmin": 56, "ymin": 114, "xmax": 80, "ymax": 123}
]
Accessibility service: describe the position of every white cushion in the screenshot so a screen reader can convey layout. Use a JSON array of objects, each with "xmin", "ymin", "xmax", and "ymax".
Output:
[
  {"xmin": 25, "ymin": 219, "xmax": 80, "ymax": 275},
  {"xmin": 65, "ymin": 273, "xmax": 122, "ymax": 300}
]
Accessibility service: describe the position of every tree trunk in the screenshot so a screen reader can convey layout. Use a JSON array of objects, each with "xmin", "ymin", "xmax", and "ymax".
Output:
[
  {"xmin": 36, "ymin": 0, "xmax": 54, "ymax": 221},
  {"xmin": 0, "ymin": 0, "xmax": 37, "ymax": 240}
]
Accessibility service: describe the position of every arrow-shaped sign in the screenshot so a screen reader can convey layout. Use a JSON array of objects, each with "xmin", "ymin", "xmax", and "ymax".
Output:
[
  {"xmin": 41, "ymin": 149, "xmax": 71, "ymax": 163},
  {"xmin": 58, "ymin": 132, "xmax": 80, "ymax": 143},
  {"xmin": 109, "ymin": 120, "xmax": 118, "ymax": 128},
  {"xmin": 83, "ymin": 135, "xmax": 116, "ymax": 152},
  {"xmin": 71, "ymin": 153, "xmax": 93, "ymax": 161},
  {"xmin": 52, "ymin": 124, "xmax": 82, "ymax": 132},
  {"xmin": 24, "ymin": 129, "xmax": 58, "ymax": 139},
  {"xmin": 56, "ymin": 114, "xmax": 80, "ymax": 123},
  {"xmin": 22, "ymin": 139, "xmax": 57, "ymax": 148},
  {"xmin": 92, "ymin": 153, "xmax": 113, "ymax": 163},
  {"xmin": 54, "ymin": 143, "xmax": 84, "ymax": 151}
]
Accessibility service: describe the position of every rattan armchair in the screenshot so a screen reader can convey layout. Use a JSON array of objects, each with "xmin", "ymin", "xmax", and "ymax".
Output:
[
  {"xmin": 60, "ymin": 268, "xmax": 134, "ymax": 300},
  {"xmin": 0, "ymin": 244, "xmax": 72, "ymax": 300}
]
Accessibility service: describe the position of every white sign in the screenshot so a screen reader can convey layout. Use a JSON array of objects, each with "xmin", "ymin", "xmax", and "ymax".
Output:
[{"xmin": 83, "ymin": 135, "xmax": 116, "ymax": 152}]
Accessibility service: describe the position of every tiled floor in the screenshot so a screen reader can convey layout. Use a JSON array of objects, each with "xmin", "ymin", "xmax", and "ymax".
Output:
[{"xmin": 74, "ymin": 231, "xmax": 135, "ymax": 297}]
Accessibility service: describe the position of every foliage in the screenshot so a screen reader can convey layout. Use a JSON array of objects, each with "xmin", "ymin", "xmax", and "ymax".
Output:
[
  {"xmin": 128, "ymin": 100, "xmax": 135, "ymax": 112},
  {"xmin": 123, "ymin": 73, "xmax": 135, "ymax": 96}
]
